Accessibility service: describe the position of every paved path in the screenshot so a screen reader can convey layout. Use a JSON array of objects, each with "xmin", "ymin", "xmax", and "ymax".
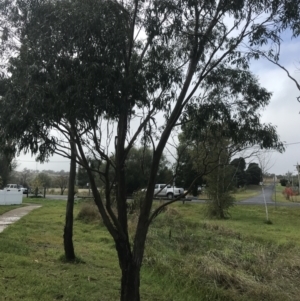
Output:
[{"xmin": 0, "ymin": 205, "xmax": 41, "ymax": 233}]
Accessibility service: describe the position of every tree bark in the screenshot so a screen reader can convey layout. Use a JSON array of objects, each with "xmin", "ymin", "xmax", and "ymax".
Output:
[
  {"xmin": 116, "ymin": 241, "xmax": 141, "ymax": 301},
  {"xmin": 63, "ymin": 139, "xmax": 76, "ymax": 261},
  {"xmin": 120, "ymin": 261, "xmax": 140, "ymax": 301}
]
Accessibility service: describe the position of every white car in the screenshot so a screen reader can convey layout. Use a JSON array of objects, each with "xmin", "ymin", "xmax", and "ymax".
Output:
[
  {"xmin": 154, "ymin": 184, "xmax": 184, "ymax": 199},
  {"xmin": 5, "ymin": 184, "xmax": 28, "ymax": 194}
]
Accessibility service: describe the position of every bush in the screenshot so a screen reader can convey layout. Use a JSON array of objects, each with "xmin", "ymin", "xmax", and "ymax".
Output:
[
  {"xmin": 280, "ymin": 179, "xmax": 288, "ymax": 186},
  {"xmin": 76, "ymin": 202, "xmax": 102, "ymax": 223},
  {"xmin": 205, "ymin": 192, "xmax": 235, "ymax": 219}
]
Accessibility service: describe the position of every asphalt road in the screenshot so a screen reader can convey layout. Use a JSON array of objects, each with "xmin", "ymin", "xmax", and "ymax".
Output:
[
  {"xmin": 38, "ymin": 185, "xmax": 300, "ymax": 207},
  {"xmin": 240, "ymin": 184, "xmax": 274, "ymax": 204},
  {"xmin": 189, "ymin": 185, "xmax": 300, "ymax": 207}
]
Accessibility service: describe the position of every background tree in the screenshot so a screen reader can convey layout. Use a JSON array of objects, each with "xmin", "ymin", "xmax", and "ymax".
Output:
[
  {"xmin": 205, "ymin": 165, "xmax": 235, "ymax": 219},
  {"xmin": 175, "ymin": 133, "xmax": 205, "ymax": 196},
  {"xmin": 176, "ymin": 64, "xmax": 284, "ymax": 199},
  {"xmin": 230, "ymin": 157, "xmax": 246, "ymax": 188},
  {"xmin": 246, "ymin": 163, "xmax": 262, "ymax": 185},
  {"xmin": 19, "ymin": 168, "xmax": 31, "ymax": 187},
  {"xmin": 37, "ymin": 172, "xmax": 52, "ymax": 197},
  {"xmin": 30, "ymin": 175, "xmax": 44, "ymax": 197},
  {"xmin": 280, "ymin": 179, "xmax": 288, "ymax": 186},
  {"xmin": 125, "ymin": 147, "xmax": 172, "ymax": 195},
  {"xmin": 199, "ymin": 132, "xmax": 235, "ymax": 219},
  {"xmin": 38, "ymin": 172, "xmax": 52, "ymax": 189},
  {"xmin": 55, "ymin": 173, "xmax": 68, "ymax": 195}
]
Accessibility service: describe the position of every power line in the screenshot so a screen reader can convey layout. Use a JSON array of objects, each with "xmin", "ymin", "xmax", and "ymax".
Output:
[
  {"xmin": 283, "ymin": 141, "xmax": 300, "ymax": 146},
  {"xmin": 16, "ymin": 160, "xmax": 69, "ymax": 163}
]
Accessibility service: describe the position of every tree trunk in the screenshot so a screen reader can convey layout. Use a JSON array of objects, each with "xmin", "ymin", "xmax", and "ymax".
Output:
[
  {"xmin": 63, "ymin": 140, "xmax": 76, "ymax": 261},
  {"xmin": 120, "ymin": 260, "xmax": 140, "ymax": 301}
]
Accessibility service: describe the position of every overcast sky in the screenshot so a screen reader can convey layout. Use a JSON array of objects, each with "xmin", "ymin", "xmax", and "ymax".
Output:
[{"xmin": 15, "ymin": 30, "xmax": 300, "ymax": 177}]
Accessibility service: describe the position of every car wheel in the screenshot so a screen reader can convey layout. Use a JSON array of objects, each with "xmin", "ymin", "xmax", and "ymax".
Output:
[{"xmin": 167, "ymin": 193, "xmax": 173, "ymax": 199}]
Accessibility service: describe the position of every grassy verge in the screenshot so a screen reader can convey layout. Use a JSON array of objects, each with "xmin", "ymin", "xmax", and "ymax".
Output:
[
  {"xmin": 232, "ymin": 185, "xmax": 262, "ymax": 201},
  {"xmin": 197, "ymin": 185, "xmax": 262, "ymax": 202},
  {"xmin": 1, "ymin": 199, "xmax": 300, "ymax": 300}
]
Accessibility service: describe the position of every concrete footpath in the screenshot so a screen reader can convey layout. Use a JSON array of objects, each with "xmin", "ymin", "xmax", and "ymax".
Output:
[{"xmin": 0, "ymin": 205, "xmax": 41, "ymax": 233}]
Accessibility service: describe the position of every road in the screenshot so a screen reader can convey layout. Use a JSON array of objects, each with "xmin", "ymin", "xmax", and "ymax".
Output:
[
  {"xmin": 38, "ymin": 185, "xmax": 300, "ymax": 207},
  {"xmin": 240, "ymin": 184, "xmax": 274, "ymax": 204},
  {"xmin": 188, "ymin": 185, "xmax": 300, "ymax": 207}
]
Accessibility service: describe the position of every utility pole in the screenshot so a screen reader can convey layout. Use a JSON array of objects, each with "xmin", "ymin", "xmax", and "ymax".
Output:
[
  {"xmin": 296, "ymin": 163, "xmax": 300, "ymax": 194},
  {"xmin": 274, "ymin": 174, "xmax": 276, "ymax": 208}
]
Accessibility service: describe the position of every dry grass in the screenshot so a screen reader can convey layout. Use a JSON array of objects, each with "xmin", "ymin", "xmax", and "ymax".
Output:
[{"xmin": 76, "ymin": 201, "xmax": 102, "ymax": 223}]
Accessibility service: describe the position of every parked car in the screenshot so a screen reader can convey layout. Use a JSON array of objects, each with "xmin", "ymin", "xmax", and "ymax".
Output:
[
  {"xmin": 5, "ymin": 184, "xmax": 28, "ymax": 194},
  {"xmin": 154, "ymin": 184, "xmax": 184, "ymax": 199}
]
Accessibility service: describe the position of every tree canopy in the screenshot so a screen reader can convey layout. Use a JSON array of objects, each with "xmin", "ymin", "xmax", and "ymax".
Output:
[{"xmin": 246, "ymin": 162, "xmax": 262, "ymax": 185}]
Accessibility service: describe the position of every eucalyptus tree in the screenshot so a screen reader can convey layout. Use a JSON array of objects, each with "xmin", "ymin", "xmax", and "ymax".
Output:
[
  {"xmin": 0, "ymin": 0, "xmax": 130, "ymax": 262},
  {"xmin": 176, "ymin": 66, "xmax": 284, "ymax": 206},
  {"xmin": 0, "ymin": 0, "xmax": 300, "ymax": 300}
]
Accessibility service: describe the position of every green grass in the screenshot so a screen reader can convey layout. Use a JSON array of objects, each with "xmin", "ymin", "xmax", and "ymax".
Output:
[
  {"xmin": 1, "ymin": 198, "xmax": 300, "ymax": 300},
  {"xmin": 199, "ymin": 185, "xmax": 262, "ymax": 202},
  {"xmin": 198, "ymin": 185, "xmax": 262, "ymax": 202},
  {"xmin": 232, "ymin": 185, "xmax": 262, "ymax": 201},
  {"xmin": 0, "ymin": 204, "xmax": 25, "ymax": 215}
]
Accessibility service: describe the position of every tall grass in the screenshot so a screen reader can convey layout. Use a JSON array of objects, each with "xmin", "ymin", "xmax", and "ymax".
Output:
[
  {"xmin": 143, "ymin": 203, "xmax": 300, "ymax": 300},
  {"xmin": 1, "ymin": 198, "xmax": 300, "ymax": 300}
]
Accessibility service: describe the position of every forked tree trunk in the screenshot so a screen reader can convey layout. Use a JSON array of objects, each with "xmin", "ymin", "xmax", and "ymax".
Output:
[
  {"xmin": 120, "ymin": 259, "xmax": 141, "ymax": 301},
  {"xmin": 63, "ymin": 140, "xmax": 76, "ymax": 261}
]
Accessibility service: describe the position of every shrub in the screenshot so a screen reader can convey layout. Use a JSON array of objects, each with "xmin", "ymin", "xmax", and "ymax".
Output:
[
  {"xmin": 205, "ymin": 192, "xmax": 235, "ymax": 219},
  {"xmin": 280, "ymin": 179, "xmax": 288, "ymax": 186},
  {"xmin": 282, "ymin": 186, "xmax": 295, "ymax": 200},
  {"xmin": 76, "ymin": 202, "xmax": 102, "ymax": 223}
]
